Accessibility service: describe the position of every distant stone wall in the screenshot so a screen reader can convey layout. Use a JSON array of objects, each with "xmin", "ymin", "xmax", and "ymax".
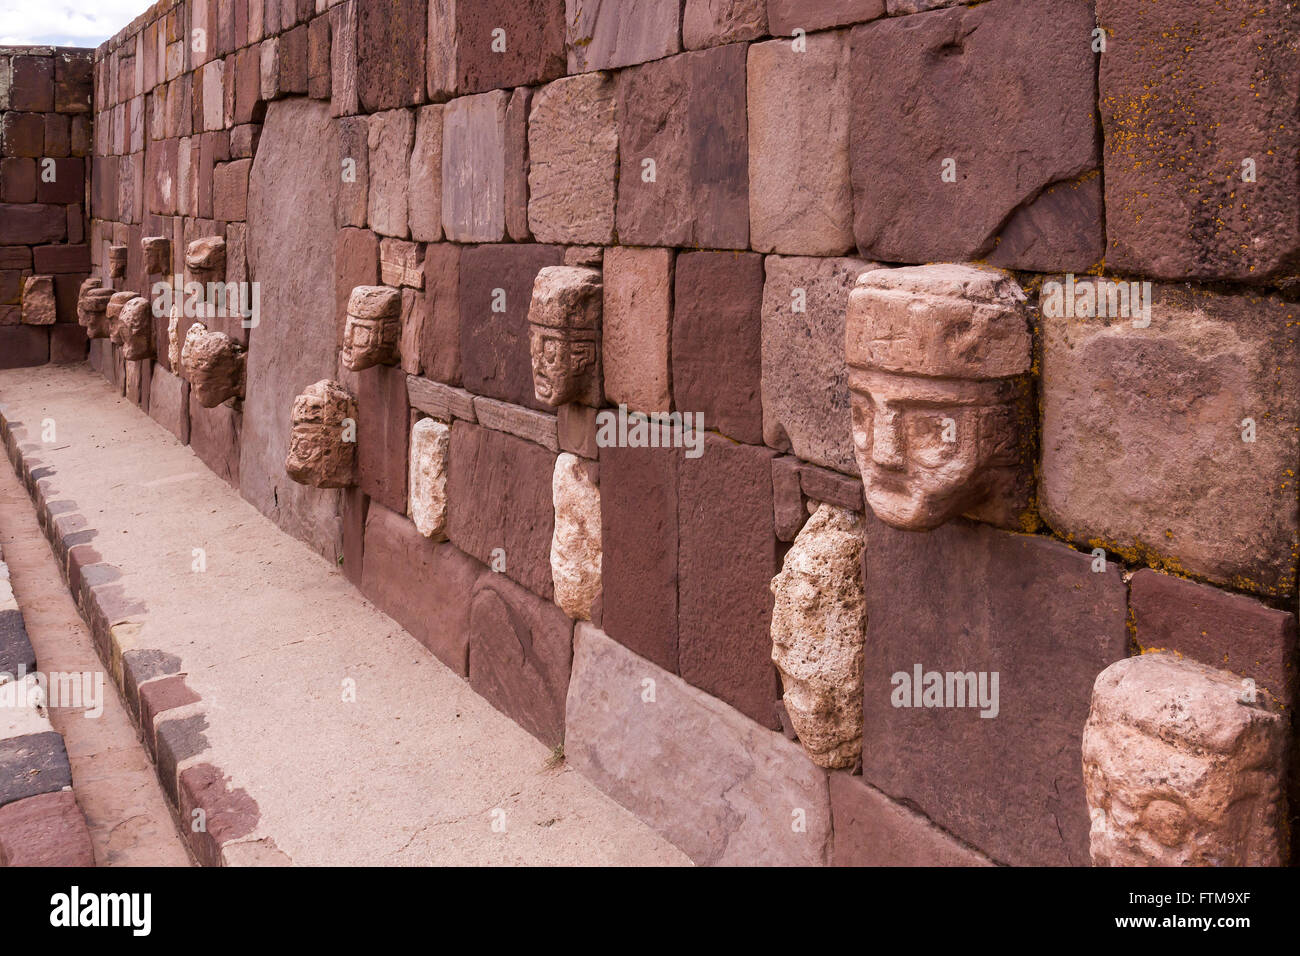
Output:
[
  {"xmin": 78, "ymin": 0, "xmax": 1297, "ymax": 866},
  {"xmin": 0, "ymin": 46, "xmax": 93, "ymax": 367}
]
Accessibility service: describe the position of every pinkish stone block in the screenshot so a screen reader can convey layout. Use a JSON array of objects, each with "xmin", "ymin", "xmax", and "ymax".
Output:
[
  {"xmin": 367, "ymin": 108, "xmax": 414, "ymax": 238},
  {"xmin": 441, "ymin": 91, "xmax": 507, "ymax": 242},
  {"xmin": 602, "ymin": 246, "xmax": 673, "ymax": 413}
]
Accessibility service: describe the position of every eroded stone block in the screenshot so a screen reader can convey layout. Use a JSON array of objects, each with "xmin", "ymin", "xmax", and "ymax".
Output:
[
  {"xmin": 367, "ymin": 108, "xmax": 413, "ymax": 238},
  {"xmin": 683, "ymin": 0, "xmax": 766, "ymax": 50},
  {"xmin": 341, "ymin": 285, "xmax": 401, "ymax": 371},
  {"xmin": 77, "ymin": 280, "xmax": 112, "ymax": 339},
  {"xmin": 20, "ymin": 275, "xmax": 55, "ymax": 326},
  {"xmin": 846, "ymin": 264, "xmax": 1033, "ymax": 531},
  {"xmin": 142, "ymin": 235, "xmax": 171, "ymax": 274},
  {"xmin": 118, "ymin": 296, "xmax": 155, "ymax": 361},
  {"xmin": 185, "ymin": 235, "xmax": 226, "ymax": 284},
  {"xmin": 527, "ymin": 265, "xmax": 602, "ymax": 408},
  {"xmin": 408, "ymin": 416, "xmax": 449, "ymax": 539},
  {"xmin": 565, "ymin": 0, "xmax": 680, "ymax": 72},
  {"xmin": 441, "ymin": 91, "xmax": 507, "ymax": 242},
  {"xmin": 181, "ymin": 322, "xmax": 246, "ymax": 407},
  {"xmin": 408, "ymin": 104, "xmax": 442, "ymax": 242},
  {"xmin": 1083, "ymin": 653, "xmax": 1286, "ymax": 867},
  {"xmin": 108, "ymin": 244, "xmax": 127, "ymax": 278},
  {"xmin": 285, "ymin": 379, "xmax": 357, "ymax": 489},
  {"xmin": 770, "ymin": 504, "xmax": 865, "ymax": 769},
  {"xmin": 602, "ymin": 246, "xmax": 672, "ymax": 413},
  {"xmin": 551, "ymin": 453, "xmax": 600, "ymax": 620}
]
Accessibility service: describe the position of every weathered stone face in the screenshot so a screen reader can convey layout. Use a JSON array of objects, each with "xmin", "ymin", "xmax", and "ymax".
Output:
[
  {"xmin": 770, "ymin": 503, "xmax": 865, "ymax": 769},
  {"xmin": 106, "ymin": 290, "xmax": 138, "ymax": 346},
  {"xmin": 19, "ymin": 275, "xmax": 55, "ymax": 325},
  {"xmin": 1083, "ymin": 653, "xmax": 1286, "ymax": 867},
  {"xmin": 76, "ymin": 279, "xmax": 113, "ymax": 337},
  {"xmin": 181, "ymin": 322, "xmax": 245, "ymax": 407},
  {"xmin": 341, "ymin": 285, "xmax": 401, "ymax": 371},
  {"xmin": 551, "ymin": 453, "xmax": 601, "ymax": 620},
  {"xmin": 108, "ymin": 243, "xmax": 127, "ymax": 278},
  {"xmin": 285, "ymin": 379, "xmax": 357, "ymax": 489},
  {"xmin": 142, "ymin": 235, "xmax": 171, "ymax": 274},
  {"xmin": 527, "ymin": 266, "xmax": 602, "ymax": 407},
  {"xmin": 184, "ymin": 235, "xmax": 225, "ymax": 284},
  {"xmin": 118, "ymin": 295, "xmax": 155, "ymax": 361},
  {"xmin": 408, "ymin": 417, "xmax": 449, "ymax": 539},
  {"xmin": 845, "ymin": 264, "xmax": 1032, "ymax": 531}
]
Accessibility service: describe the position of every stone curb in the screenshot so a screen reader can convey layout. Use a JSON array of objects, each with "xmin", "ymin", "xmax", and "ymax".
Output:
[{"xmin": 0, "ymin": 405, "xmax": 262, "ymax": 866}]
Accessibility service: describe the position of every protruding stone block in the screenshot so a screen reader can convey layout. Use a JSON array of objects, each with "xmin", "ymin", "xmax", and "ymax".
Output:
[
  {"xmin": 1040, "ymin": 282, "xmax": 1300, "ymax": 597},
  {"xmin": 142, "ymin": 235, "xmax": 171, "ymax": 274},
  {"xmin": 185, "ymin": 235, "xmax": 226, "ymax": 284},
  {"xmin": 441, "ymin": 91, "xmax": 507, "ymax": 243},
  {"xmin": 527, "ymin": 265, "xmax": 602, "ymax": 408},
  {"xmin": 285, "ymin": 379, "xmax": 357, "ymax": 489},
  {"xmin": 408, "ymin": 417, "xmax": 449, "ymax": 539},
  {"xmin": 1083, "ymin": 653, "xmax": 1286, "ymax": 867},
  {"xmin": 551, "ymin": 453, "xmax": 600, "ymax": 620},
  {"xmin": 526, "ymin": 72, "xmax": 617, "ymax": 245},
  {"xmin": 341, "ymin": 285, "xmax": 401, "ymax": 371},
  {"xmin": 108, "ymin": 244, "xmax": 127, "ymax": 278},
  {"xmin": 846, "ymin": 264, "xmax": 1033, "ymax": 531},
  {"xmin": 20, "ymin": 275, "xmax": 55, "ymax": 326},
  {"xmin": 565, "ymin": 623, "xmax": 831, "ymax": 866},
  {"xmin": 602, "ymin": 246, "xmax": 672, "ymax": 414},
  {"xmin": 118, "ymin": 296, "xmax": 154, "ymax": 361},
  {"xmin": 77, "ymin": 280, "xmax": 113, "ymax": 339},
  {"xmin": 770, "ymin": 504, "xmax": 865, "ymax": 769},
  {"xmin": 181, "ymin": 322, "xmax": 246, "ymax": 407}
]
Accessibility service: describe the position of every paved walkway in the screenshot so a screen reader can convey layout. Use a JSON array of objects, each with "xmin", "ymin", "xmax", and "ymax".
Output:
[{"xmin": 0, "ymin": 363, "xmax": 688, "ymax": 866}]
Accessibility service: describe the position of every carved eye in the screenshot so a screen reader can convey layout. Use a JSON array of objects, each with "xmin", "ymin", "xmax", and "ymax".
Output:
[
  {"xmin": 905, "ymin": 411, "xmax": 957, "ymax": 467},
  {"xmin": 543, "ymin": 339, "xmax": 560, "ymax": 361},
  {"xmin": 851, "ymin": 399, "xmax": 872, "ymax": 451}
]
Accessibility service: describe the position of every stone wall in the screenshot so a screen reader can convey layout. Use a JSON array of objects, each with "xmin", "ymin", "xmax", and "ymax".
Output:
[
  {"xmin": 76, "ymin": 0, "xmax": 1297, "ymax": 865},
  {"xmin": 0, "ymin": 47, "xmax": 93, "ymax": 367}
]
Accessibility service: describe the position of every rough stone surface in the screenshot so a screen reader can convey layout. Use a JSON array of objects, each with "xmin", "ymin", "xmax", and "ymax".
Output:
[
  {"xmin": 1083, "ymin": 653, "xmax": 1286, "ymax": 867},
  {"xmin": 829, "ymin": 773, "xmax": 992, "ymax": 867},
  {"xmin": 367, "ymin": 109, "xmax": 413, "ymax": 239},
  {"xmin": 1098, "ymin": 0, "xmax": 1300, "ymax": 281},
  {"xmin": 148, "ymin": 364, "xmax": 190, "ymax": 444},
  {"xmin": 616, "ymin": 44, "xmax": 749, "ymax": 249},
  {"xmin": 1040, "ymin": 283, "xmax": 1300, "ymax": 598},
  {"xmin": 188, "ymin": 395, "xmax": 242, "ymax": 488},
  {"xmin": 683, "ymin": 0, "xmax": 767, "ymax": 51},
  {"xmin": 361, "ymin": 502, "xmax": 481, "ymax": 674},
  {"xmin": 503, "ymin": 86, "xmax": 532, "ymax": 242},
  {"xmin": 770, "ymin": 504, "xmax": 865, "ymax": 769},
  {"xmin": 441, "ymin": 91, "xmax": 508, "ymax": 243},
  {"xmin": 527, "ymin": 265, "xmax": 602, "ymax": 408},
  {"xmin": 243, "ymin": 97, "xmax": 343, "ymax": 559},
  {"xmin": 408, "ymin": 416, "xmax": 449, "ymax": 539},
  {"xmin": 0, "ymin": 790, "xmax": 94, "ymax": 867},
  {"xmin": 459, "ymin": 243, "xmax": 563, "ymax": 411},
  {"xmin": 1130, "ymin": 570, "xmax": 1297, "ymax": 708},
  {"xmin": 565, "ymin": 0, "xmax": 681, "ymax": 73},
  {"xmin": 671, "ymin": 250, "xmax": 762, "ymax": 443},
  {"xmin": 768, "ymin": 0, "xmax": 883, "ymax": 34},
  {"xmin": 356, "ymin": 0, "xmax": 425, "ymax": 112},
  {"xmin": 747, "ymin": 32, "xmax": 853, "ymax": 255},
  {"xmin": 566, "ymin": 623, "xmax": 831, "ymax": 866},
  {"xmin": 550, "ymin": 453, "xmax": 600, "ymax": 621},
  {"xmin": 849, "ymin": 0, "xmax": 1100, "ymax": 266},
  {"xmin": 679, "ymin": 433, "xmax": 779, "ymax": 728},
  {"xmin": 356, "ymin": 363, "xmax": 409, "ymax": 515},
  {"xmin": 448, "ymin": 421, "xmax": 556, "ymax": 600},
  {"xmin": 416, "ymin": 243, "xmax": 460, "ymax": 384},
  {"xmin": 442, "ymin": 0, "xmax": 566, "ymax": 95},
  {"xmin": 761, "ymin": 255, "xmax": 874, "ymax": 474},
  {"xmin": 181, "ymin": 323, "xmax": 246, "ymax": 407},
  {"xmin": 335, "ymin": 116, "xmax": 369, "ymax": 229},
  {"xmin": 526, "ymin": 72, "xmax": 617, "ymax": 245},
  {"xmin": 861, "ymin": 515, "xmax": 1128, "ymax": 866},
  {"xmin": 20, "ymin": 275, "xmax": 55, "ymax": 325},
  {"xmin": 602, "ymin": 246, "xmax": 672, "ymax": 413},
  {"xmin": 341, "ymin": 284, "xmax": 401, "ymax": 371},
  {"xmin": 0, "ymin": 732, "xmax": 72, "ymax": 808},
  {"xmin": 468, "ymin": 571, "xmax": 572, "ymax": 747},
  {"xmin": 285, "ymin": 379, "xmax": 357, "ymax": 489},
  {"xmin": 408, "ymin": 104, "xmax": 442, "ymax": 242}
]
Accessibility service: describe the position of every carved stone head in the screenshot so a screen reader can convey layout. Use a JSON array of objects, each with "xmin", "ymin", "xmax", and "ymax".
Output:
[
  {"xmin": 286, "ymin": 380, "xmax": 357, "ymax": 488},
  {"xmin": 181, "ymin": 322, "xmax": 246, "ymax": 407},
  {"xmin": 108, "ymin": 244, "xmax": 127, "ymax": 279},
  {"xmin": 185, "ymin": 236, "xmax": 226, "ymax": 284},
  {"xmin": 77, "ymin": 278, "xmax": 114, "ymax": 338},
  {"xmin": 142, "ymin": 236, "xmax": 172, "ymax": 275},
  {"xmin": 845, "ymin": 264, "xmax": 1032, "ymax": 531},
  {"xmin": 118, "ymin": 296, "xmax": 155, "ymax": 361},
  {"xmin": 341, "ymin": 286, "xmax": 401, "ymax": 372},
  {"xmin": 106, "ymin": 290, "xmax": 139, "ymax": 347},
  {"xmin": 527, "ymin": 266, "xmax": 602, "ymax": 407}
]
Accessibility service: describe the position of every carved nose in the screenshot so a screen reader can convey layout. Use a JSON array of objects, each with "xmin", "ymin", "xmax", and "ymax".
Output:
[{"xmin": 872, "ymin": 407, "xmax": 905, "ymax": 469}]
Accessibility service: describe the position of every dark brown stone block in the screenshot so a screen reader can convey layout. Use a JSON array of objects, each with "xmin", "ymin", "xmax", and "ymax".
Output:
[
  {"xmin": 1, "ymin": 112, "xmax": 43, "ymax": 157},
  {"xmin": 34, "ymin": 158, "xmax": 82, "ymax": 205},
  {"xmin": 468, "ymin": 570, "xmax": 573, "ymax": 746},
  {"xmin": 458, "ymin": 243, "xmax": 563, "ymax": 410},
  {"xmin": 671, "ymin": 250, "xmax": 763, "ymax": 443},
  {"xmin": 308, "ymin": 14, "xmax": 332, "ymax": 100},
  {"xmin": 0, "ymin": 204, "xmax": 64, "ymax": 245},
  {"xmin": 416, "ymin": 242, "xmax": 460, "ymax": 386},
  {"xmin": 861, "ymin": 516, "xmax": 1128, "ymax": 866},
  {"xmin": 9, "ymin": 56, "xmax": 53, "ymax": 112},
  {"xmin": 49, "ymin": 324, "xmax": 88, "ymax": 364},
  {"xmin": 0, "ymin": 158, "xmax": 35, "ymax": 203},
  {"xmin": 453, "ymin": 0, "xmax": 565, "ymax": 95},
  {"xmin": 357, "ymin": 0, "xmax": 426, "ymax": 111},
  {"xmin": 678, "ymin": 433, "xmax": 780, "ymax": 728},
  {"xmin": 0, "ymin": 327, "xmax": 48, "ymax": 368},
  {"xmin": 0, "ymin": 733, "xmax": 71, "ymax": 808},
  {"xmin": 356, "ymin": 363, "xmax": 409, "ymax": 515},
  {"xmin": 333, "ymin": 226, "xmax": 378, "ymax": 348},
  {"xmin": 448, "ymin": 421, "xmax": 556, "ymax": 600}
]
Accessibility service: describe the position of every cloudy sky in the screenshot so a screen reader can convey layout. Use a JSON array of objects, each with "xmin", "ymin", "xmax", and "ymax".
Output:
[{"xmin": 0, "ymin": 0, "xmax": 141, "ymax": 47}]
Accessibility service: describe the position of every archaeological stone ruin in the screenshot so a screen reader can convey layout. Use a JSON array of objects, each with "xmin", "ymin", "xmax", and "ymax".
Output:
[{"xmin": 0, "ymin": 0, "xmax": 1296, "ymax": 873}]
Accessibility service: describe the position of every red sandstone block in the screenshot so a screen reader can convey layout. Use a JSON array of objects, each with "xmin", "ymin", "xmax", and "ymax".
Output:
[
  {"xmin": 43, "ymin": 113, "xmax": 70, "ymax": 157},
  {"xmin": 35, "ymin": 158, "xmax": 83, "ymax": 205},
  {"xmin": 565, "ymin": 0, "xmax": 681, "ymax": 73},
  {"xmin": 447, "ymin": 420, "xmax": 556, "ymax": 601},
  {"xmin": 829, "ymin": 773, "xmax": 991, "ymax": 867},
  {"xmin": 10, "ymin": 55, "xmax": 53, "ymax": 112},
  {"xmin": 2, "ymin": 112, "xmax": 44, "ymax": 157},
  {"xmin": 433, "ymin": 0, "xmax": 565, "ymax": 96},
  {"xmin": 329, "ymin": 0, "xmax": 359, "ymax": 117},
  {"xmin": 0, "ymin": 204, "xmax": 65, "ymax": 244},
  {"xmin": 0, "ymin": 791, "xmax": 94, "ymax": 867},
  {"xmin": 616, "ymin": 44, "xmax": 749, "ymax": 249},
  {"xmin": 234, "ymin": 46, "xmax": 263, "ymax": 125},
  {"xmin": 212, "ymin": 158, "xmax": 252, "ymax": 222},
  {"xmin": 599, "ymin": 442, "xmax": 679, "ymax": 672},
  {"xmin": 32, "ymin": 244, "xmax": 90, "ymax": 274},
  {"xmin": 54, "ymin": 52, "xmax": 93, "ymax": 114},
  {"xmin": 468, "ymin": 570, "xmax": 573, "ymax": 747},
  {"xmin": 70, "ymin": 114, "xmax": 90, "ymax": 156},
  {"xmin": 148, "ymin": 365, "xmax": 190, "ymax": 443},
  {"xmin": 678, "ymin": 433, "xmax": 780, "ymax": 728},
  {"xmin": 139, "ymin": 674, "xmax": 201, "ymax": 751},
  {"xmin": 671, "ymin": 250, "xmax": 763, "ymax": 443},
  {"xmin": 415, "ymin": 243, "xmax": 460, "ymax": 385},
  {"xmin": 0, "ymin": 327, "xmax": 49, "ymax": 368},
  {"xmin": 357, "ymin": 0, "xmax": 425, "ymax": 111},
  {"xmin": 308, "ymin": 14, "xmax": 332, "ymax": 100},
  {"xmin": 361, "ymin": 501, "xmax": 482, "ymax": 674},
  {"xmin": 768, "ymin": 0, "xmax": 883, "ymax": 34},
  {"xmin": 333, "ymin": 226, "xmax": 378, "ymax": 347},
  {"xmin": 188, "ymin": 395, "xmax": 241, "ymax": 489},
  {"xmin": 0, "ymin": 157, "xmax": 36, "ymax": 203},
  {"xmin": 178, "ymin": 764, "xmax": 258, "ymax": 868},
  {"xmin": 340, "ymin": 485, "xmax": 368, "ymax": 587},
  {"xmin": 279, "ymin": 23, "xmax": 311, "ymax": 95},
  {"xmin": 50, "ymin": 322, "xmax": 87, "ymax": 364},
  {"xmin": 1130, "ymin": 569, "xmax": 1297, "ymax": 706},
  {"xmin": 356, "ymin": 362, "xmax": 409, "ymax": 515},
  {"xmin": 145, "ymin": 137, "xmax": 178, "ymax": 215}
]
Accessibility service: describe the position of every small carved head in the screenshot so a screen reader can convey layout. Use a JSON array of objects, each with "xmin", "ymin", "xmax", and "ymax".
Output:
[
  {"xmin": 286, "ymin": 380, "xmax": 357, "ymax": 488},
  {"xmin": 845, "ymin": 264, "xmax": 1032, "ymax": 531},
  {"xmin": 77, "ymin": 278, "xmax": 113, "ymax": 337},
  {"xmin": 142, "ymin": 236, "xmax": 172, "ymax": 275},
  {"xmin": 341, "ymin": 286, "xmax": 401, "ymax": 372},
  {"xmin": 185, "ymin": 236, "xmax": 226, "ymax": 284},
  {"xmin": 108, "ymin": 244, "xmax": 127, "ymax": 279},
  {"xmin": 527, "ymin": 266, "xmax": 602, "ymax": 407},
  {"xmin": 106, "ymin": 290, "xmax": 139, "ymax": 347},
  {"xmin": 118, "ymin": 296, "xmax": 156, "ymax": 361},
  {"xmin": 181, "ymin": 322, "xmax": 245, "ymax": 407}
]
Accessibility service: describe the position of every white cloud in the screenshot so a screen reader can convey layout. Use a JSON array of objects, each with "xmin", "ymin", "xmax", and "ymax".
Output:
[{"xmin": 0, "ymin": 0, "xmax": 144, "ymax": 48}]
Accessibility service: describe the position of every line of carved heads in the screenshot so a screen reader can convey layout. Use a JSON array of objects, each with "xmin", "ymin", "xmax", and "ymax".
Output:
[
  {"xmin": 845, "ymin": 263, "xmax": 1033, "ymax": 532},
  {"xmin": 285, "ymin": 379, "xmax": 357, "ymax": 489}
]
